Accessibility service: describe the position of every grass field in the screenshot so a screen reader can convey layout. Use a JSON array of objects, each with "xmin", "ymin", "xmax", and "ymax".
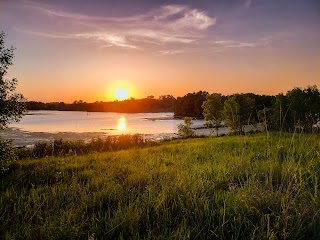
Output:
[{"xmin": 1, "ymin": 133, "xmax": 320, "ymax": 239}]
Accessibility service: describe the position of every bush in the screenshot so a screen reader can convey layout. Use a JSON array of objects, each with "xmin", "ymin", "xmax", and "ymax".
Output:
[
  {"xmin": 0, "ymin": 138, "xmax": 16, "ymax": 173},
  {"xmin": 177, "ymin": 117, "xmax": 195, "ymax": 138}
]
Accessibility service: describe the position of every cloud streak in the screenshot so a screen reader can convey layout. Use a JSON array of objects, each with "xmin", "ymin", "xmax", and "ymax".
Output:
[
  {"xmin": 210, "ymin": 38, "xmax": 269, "ymax": 52},
  {"xmin": 158, "ymin": 49, "xmax": 185, "ymax": 55},
  {"xmin": 153, "ymin": 5, "xmax": 216, "ymax": 30},
  {"xmin": 21, "ymin": 1, "xmax": 216, "ymax": 50},
  {"xmin": 73, "ymin": 33, "xmax": 138, "ymax": 49}
]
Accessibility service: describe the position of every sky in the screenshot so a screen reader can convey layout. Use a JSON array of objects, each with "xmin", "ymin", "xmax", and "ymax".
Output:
[{"xmin": 0, "ymin": 0, "xmax": 319, "ymax": 102}]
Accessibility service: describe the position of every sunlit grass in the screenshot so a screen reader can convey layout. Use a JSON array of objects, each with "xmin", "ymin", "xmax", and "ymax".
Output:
[
  {"xmin": 16, "ymin": 134, "xmax": 151, "ymax": 159},
  {"xmin": 1, "ymin": 133, "xmax": 320, "ymax": 239}
]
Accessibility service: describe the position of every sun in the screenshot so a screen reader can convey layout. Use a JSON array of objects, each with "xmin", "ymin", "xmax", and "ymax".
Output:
[{"xmin": 114, "ymin": 87, "xmax": 129, "ymax": 100}]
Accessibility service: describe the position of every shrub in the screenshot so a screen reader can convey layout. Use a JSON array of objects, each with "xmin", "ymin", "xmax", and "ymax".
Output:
[
  {"xmin": 177, "ymin": 117, "xmax": 195, "ymax": 138},
  {"xmin": 0, "ymin": 138, "xmax": 16, "ymax": 173}
]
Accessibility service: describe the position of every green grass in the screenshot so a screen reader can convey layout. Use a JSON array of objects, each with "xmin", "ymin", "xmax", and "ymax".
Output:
[
  {"xmin": 1, "ymin": 133, "xmax": 320, "ymax": 239},
  {"xmin": 16, "ymin": 134, "xmax": 151, "ymax": 159}
]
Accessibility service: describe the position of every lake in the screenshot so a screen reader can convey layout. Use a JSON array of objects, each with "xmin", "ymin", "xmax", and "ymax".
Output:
[{"xmin": 0, "ymin": 111, "xmax": 208, "ymax": 146}]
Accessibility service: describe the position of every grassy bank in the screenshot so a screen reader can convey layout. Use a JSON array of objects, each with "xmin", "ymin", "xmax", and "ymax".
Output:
[
  {"xmin": 15, "ymin": 134, "xmax": 152, "ymax": 159},
  {"xmin": 1, "ymin": 133, "xmax": 320, "ymax": 239}
]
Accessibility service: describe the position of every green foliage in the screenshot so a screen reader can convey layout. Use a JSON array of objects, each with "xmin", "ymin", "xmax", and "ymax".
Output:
[
  {"xmin": 286, "ymin": 86, "xmax": 320, "ymax": 131},
  {"xmin": 223, "ymin": 94, "xmax": 255, "ymax": 133},
  {"xmin": 174, "ymin": 91, "xmax": 208, "ymax": 117},
  {"xmin": 0, "ymin": 139, "xmax": 16, "ymax": 173},
  {"xmin": 258, "ymin": 86, "xmax": 320, "ymax": 132},
  {"xmin": 202, "ymin": 93, "xmax": 223, "ymax": 135},
  {"xmin": 16, "ymin": 134, "xmax": 150, "ymax": 159},
  {"xmin": 0, "ymin": 31, "xmax": 26, "ymax": 130},
  {"xmin": 0, "ymin": 32, "xmax": 25, "ymax": 172},
  {"xmin": 177, "ymin": 117, "xmax": 195, "ymax": 137},
  {"xmin": 1, "ymin": 134, "xmax": 320, "ymax": 239}
]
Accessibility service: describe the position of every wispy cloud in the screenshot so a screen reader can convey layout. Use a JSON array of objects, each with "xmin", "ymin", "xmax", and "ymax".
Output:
[
  {"xmin": 153, "ymin": 5, "xmax": 215, "ymax": 30},
  {"xmin": 210, "ymin": 38, "xmax": 268, "ymax": 52},
  {"xmin": 22, "ymin": 0, "xmax": 105, "ymax": 20},
  {"xmin": 19, "ymin": 29, "xmax": 138, "ymax": 49},
  {"xmin": 20, "ymin": 1, "xmax": 216, "ymax": 51},
  {"xmin": 158, "ymin": 49, "xmax": 185, "ymax": 55},
  {"xmin": 73, "ymin": 33, "xmax": 138, "ymax": 49},
  {"xmin": 17, "ymin": 30, "xmax": 71, "ymax": 39},
  {"xmin": 128, "ymin": 29, "xmax": 195, "ymax": 44}
]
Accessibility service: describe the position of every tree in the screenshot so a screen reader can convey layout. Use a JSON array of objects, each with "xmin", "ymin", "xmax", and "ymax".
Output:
[
  {"xmin": 0, "ymin": 32, "xmax": 26, "ymax": 129},
  {"xmin": 271, "ymin": 93, "xmax": 292, "ymax": 131},
  {"xmin": 223, "ymin": 94, "xmax": 255, "ymax": 134},
  {"xmin": 202, "ymin": 93, "xmax": 223, "ymax": 136},
  {"xmin": 0, "ymin": 32, "xmax": 26, "ymax": 165},
  {"xmin": 174, "ymin": 91, "xmax": 208, "ymax": 117},
  {"xmin": 286, "ymin": 86, "xmax": 320, "ymax": 132},
  {"xmin": 177, "ymin": 117, "xmax": 195, "ymax": 138}
]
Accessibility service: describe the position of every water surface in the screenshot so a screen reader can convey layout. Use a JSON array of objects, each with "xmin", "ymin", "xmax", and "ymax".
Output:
[{"xmin": 1, "ymin": 111, "xmax": 206, "ymax": 146}]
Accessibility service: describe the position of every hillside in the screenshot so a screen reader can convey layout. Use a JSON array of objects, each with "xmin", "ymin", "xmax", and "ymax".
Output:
[{"xmin": 1, "ymin": 133, "xmax": 320, "ymax": 239}]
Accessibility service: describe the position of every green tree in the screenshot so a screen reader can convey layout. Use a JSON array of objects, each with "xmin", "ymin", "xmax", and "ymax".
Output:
[
  {"xmin": 272, "ymin": 93, "xmax": 292, "ymax": 131},
  {"xmin": 174, "ymin": 91, "xmax": 208, "ymax": 117},
  {"xmin": 256, "ymin": 94, "xmax": 289, "ymax": 132},
  {"xmin": 286, "ymin": 86, "xmax": 320, "ymax": 132},
  {"xmin": 0, "ymin": 32, "xmax": 26, "ymax": 129},
  {"xmin": 177, "ymin": 117, "xmax": 195, "ymax": 138},
  {"xmin": 264, "ymin": 86, "xmax": 320, "ymax": 132},
  {"xmin": 223, "ymin": 94, "xmax": 255, "ymax": 134},
  {"xmin": 202, "ymin": 93, "xmax": 223, "ymax": 136},
  {"xmin": 0, "ymin": 32, "xmax": 26, "ymax": 165}
]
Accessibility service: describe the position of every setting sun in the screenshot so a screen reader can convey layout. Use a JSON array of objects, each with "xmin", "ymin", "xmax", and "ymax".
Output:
[{"xmin": 114, "ymin": 87, "xmax": 129, "ymax": 101}]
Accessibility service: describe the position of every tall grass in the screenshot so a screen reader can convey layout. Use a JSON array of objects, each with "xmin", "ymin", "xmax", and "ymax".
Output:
[
  {"xmin": 1, "ymin": 133, "xmax": 320, "ymax": 239},
  {"xmin": 16, "ymin": 134, "xmax": 151, "ymax": 159}
]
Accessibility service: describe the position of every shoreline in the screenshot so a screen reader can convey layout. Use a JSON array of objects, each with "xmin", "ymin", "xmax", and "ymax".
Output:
[
  {"xmin": 0, "ymin": 127, "xmax": 180, "ymax": 148},
  {"xmin": 0, "ymin": 124, "xmax": 263, "ymax": 148}
]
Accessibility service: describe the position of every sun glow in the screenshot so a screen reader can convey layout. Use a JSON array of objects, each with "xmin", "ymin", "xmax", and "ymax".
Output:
[{"xmin": 114, "ymin": 87, "xmax": 129, "ymax": 100}]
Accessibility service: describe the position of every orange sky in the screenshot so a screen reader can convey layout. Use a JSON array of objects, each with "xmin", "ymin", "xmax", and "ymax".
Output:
[{"xmin": 1, "ymin": 0, "xmax": 319, "ymax": 102}]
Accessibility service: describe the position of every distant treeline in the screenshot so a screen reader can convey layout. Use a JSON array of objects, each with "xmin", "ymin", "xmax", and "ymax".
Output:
[
  {"xmin": 27, "ymin": 86, "xmax": 320, "ymax": 132},
  {"xmin": 195, "ymin": 86, "xmax": 320, "ymax": 133},
  {"xmin": 27, "ymin": 95, "xmax": 176, "ymax": 113},
  {"xmin": 175, "ymin": 90, "xmax": 274, "ymax": 119}
]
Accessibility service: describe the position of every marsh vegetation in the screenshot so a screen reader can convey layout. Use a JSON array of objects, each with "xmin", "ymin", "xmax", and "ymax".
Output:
[{"xmin": 1, "ymin": 133, "xmax": 320, "ymax": 239}]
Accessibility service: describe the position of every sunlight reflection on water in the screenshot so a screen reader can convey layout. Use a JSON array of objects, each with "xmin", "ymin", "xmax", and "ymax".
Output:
[
  {"xmin": 1, "ymin": 111, "xmax": 208, "ymax": 146},
  {"xmin": 117, "ymin": 116, "xmax": 127, "ymax": 131}
]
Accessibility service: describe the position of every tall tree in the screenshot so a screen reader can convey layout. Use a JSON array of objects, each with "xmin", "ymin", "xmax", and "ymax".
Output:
[
  {"xmin": 0, "ymin": 32, "xmax": 26, "ymax": 129},
  {"xmin": 202, "ymin": 93, "xmax": 223, "ymax": 135},
  {"xmin": 286, "ymin": 86, "xmax": 320, "ymax": 131},
  {"xmin": 174, "ymin": 91, "xmax": 208, "ymax": 118},
  {"xmin": 223, "ymin": 94, "xmax": 255, "ymax": 133},
  {"xmin": 0, "ymin": 32, "xmax": 26, "ymax": 165}
]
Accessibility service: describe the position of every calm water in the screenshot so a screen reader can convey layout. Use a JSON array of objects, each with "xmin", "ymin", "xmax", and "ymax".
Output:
[
  {"xmin": 1, "ymin": 111, "xmax": 206, "ymax": 146},
  {"xmin": 11, "ymin": 111, "xmax": 207, "ymax": 134}
]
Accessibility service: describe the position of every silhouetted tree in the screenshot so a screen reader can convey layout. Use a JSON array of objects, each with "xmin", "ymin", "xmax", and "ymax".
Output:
[
  {"xmin": 286, "ymin": 86, "xmax": 320, "ymax": 131},
  {"xmin": 0, "ymin": 32, "xmax": 26, "ymax": 129},
  {"xmin": 0, "ymin": 32, "xmax": 26, "ymax": 165},
  {"xmin": 27, "ymin": 97, "xmax": 176, "ymax": 113},
  {"xmin": 175, "ymin": 91, "xmax": 208, "ymax": 117}
]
